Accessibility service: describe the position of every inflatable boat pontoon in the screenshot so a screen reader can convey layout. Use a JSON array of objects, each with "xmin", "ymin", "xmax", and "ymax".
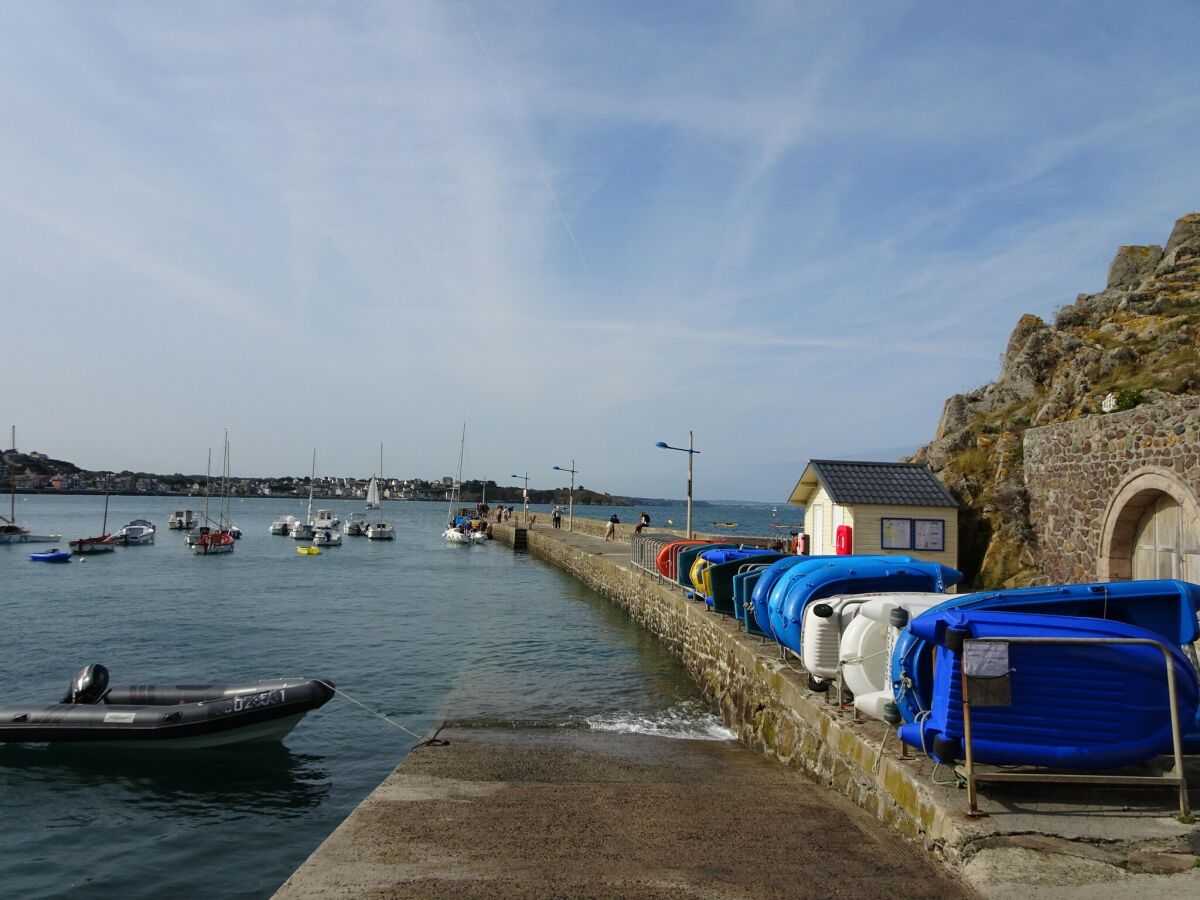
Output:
[{"xmin": 0, "ymin": 665, "xmax": 335, "ymax": 748}]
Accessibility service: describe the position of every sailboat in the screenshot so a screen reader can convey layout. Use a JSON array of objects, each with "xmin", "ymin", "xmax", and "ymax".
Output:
[
  {"xmin": 365, "ymin": 474, "xmax": 380, "ymax": 510},
  {"xmin": 194, "ymin": 434, "xmax": 236, "ymax": 555},
  {"xmin": 366, "ymin": 444, "xmax": 395, "ymax": 540},
  {"xmin": 0, "ymin": 427, "xmax": 61, "ymax": 544},
  {"xmin": 442, "ymin": 425, "xmax": 483, "ymax": 544},
  {"xmin": 70, "ymin": 478, "xmax": 117, "ymax": 555},
  {"xmin": 291, "ymin": 451, "xmax": 317, "ymax": 542}
]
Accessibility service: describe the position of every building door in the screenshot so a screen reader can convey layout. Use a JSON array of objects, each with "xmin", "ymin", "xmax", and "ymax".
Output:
[{"xmin": 1132, "ymin": 493, "xmax": 1197, "ymax": 581}]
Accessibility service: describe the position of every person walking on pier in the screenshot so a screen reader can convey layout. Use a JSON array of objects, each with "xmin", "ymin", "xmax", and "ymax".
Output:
[
  {"xmin": 552, "ymin": 506, "xmax": 562, "ymax": 529},
  {"xmin": 605, "ymin": 513, "xmax": 619, "ymax": 541}
]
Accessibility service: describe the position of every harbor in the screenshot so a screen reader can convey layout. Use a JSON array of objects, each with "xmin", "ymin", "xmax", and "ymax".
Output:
[{"xmin": 273, "ymin": 519, "xmax": 1200, "ymax": 897}]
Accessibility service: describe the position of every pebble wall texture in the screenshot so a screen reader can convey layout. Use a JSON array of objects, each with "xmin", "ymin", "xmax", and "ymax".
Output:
[
  {"xmin": 495, "ymin": 523, "xmax": 971, "ymax": 861},
  {"xmin": 1023, "ymin": 395, "xmax": 1200, "ymax": 583}
]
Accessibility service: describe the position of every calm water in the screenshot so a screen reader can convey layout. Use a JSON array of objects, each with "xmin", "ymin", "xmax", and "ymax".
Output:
[
  {"xmin": 0, "ymin": 495, "xmax": 728, "ymax": 899},
  {"xmin": 515, "ymin": 501, "xmax": 804, "ymax": 538}
]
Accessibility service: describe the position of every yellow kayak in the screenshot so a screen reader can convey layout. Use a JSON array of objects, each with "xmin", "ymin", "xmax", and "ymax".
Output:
[{"xmin": 297, "ymin": 545, "xmax": 321, "ymax": 555}]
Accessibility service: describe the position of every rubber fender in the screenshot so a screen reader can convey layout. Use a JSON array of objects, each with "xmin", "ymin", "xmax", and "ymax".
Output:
[
  {"xmin": 888, "ymin": 606, "xmax": 910, "ymax": 628},
  {"xmin": 932, "ymin": 734, "xmax": 960, "ymax": 764},
  {"xmin": 944, "ymin": 626, "xmax": 969, "ymax": 656},
  {"xmin": 882, "ymin": 701, "xmax": 902, "ymax": 725}
]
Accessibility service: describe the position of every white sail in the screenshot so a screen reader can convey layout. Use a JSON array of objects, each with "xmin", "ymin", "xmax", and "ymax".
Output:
[{"xmin": 365, "ymin": 476, "xmax": 380, "ymax": 509}]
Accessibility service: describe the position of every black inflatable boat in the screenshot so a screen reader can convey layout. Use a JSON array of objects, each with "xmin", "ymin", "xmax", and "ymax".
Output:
[{"xmin": 0, "ymin": 665, "xmax": 335, "ymax": 748}]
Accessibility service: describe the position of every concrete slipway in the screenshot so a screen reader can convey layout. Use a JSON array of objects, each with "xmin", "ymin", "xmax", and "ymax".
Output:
[{"xmin": 275, "ymin": 521, "xmax": 1200, "ymax": 898}]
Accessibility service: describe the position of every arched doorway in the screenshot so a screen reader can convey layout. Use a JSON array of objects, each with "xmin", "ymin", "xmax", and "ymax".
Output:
[{"xmin": 1098, "ymin": 469, "xmax": 1200, "ymax": 582}]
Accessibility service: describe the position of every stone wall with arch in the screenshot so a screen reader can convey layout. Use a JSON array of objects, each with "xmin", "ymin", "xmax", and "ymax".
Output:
[{"xmin": 1024, "ymin": 395, "xmax": 1200, "ymax": 584}]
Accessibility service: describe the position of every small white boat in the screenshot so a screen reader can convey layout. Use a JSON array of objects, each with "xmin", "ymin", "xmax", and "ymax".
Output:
[
  {"xmin": 443, "ymin": 527, "xmax": 471, "ymax": 544},
  {"xmin": 840, "ymin": 593, "xmax": 949, "ymax": 722},
  {"xmin": 343, "ymin": 513, "xmax": 368, "ymax": 536},
  {"xmin": 168, "ymin": 509, "xmax": 198, "ymax": 530},
  {"xmin": 804, "ymin": 592, "xmax": 943, "ymax": 688},
  {"xmin": 313, "ymin": 509, "xmax": 340, "ymax": 531},
  {"xmin": 313, "ymin": 527, "xmax": 342, "ymax": 547},
  {"xmin": 114, "ymin": 519, "xmax": 155, "ymax": 545},
  {"xmin": 365, "ymin": 476, "xmax": 380, "ymax": 510},
  {"xmin": 269, "ymin": 515, "xmax": 298, "ymax": 536},
  {"xmin": 0, "ymin": 523, "xmax": 62, "ymax": 544},
  {"xmin": 291, "ymin": 521, "xmax": 315, "ymax": 541},
  {"xmin": 367, "ymin": 521, "xmax": 395, "ymax": 540}
]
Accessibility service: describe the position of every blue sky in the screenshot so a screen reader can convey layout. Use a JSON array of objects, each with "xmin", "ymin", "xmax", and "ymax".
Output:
[{"xmin": 4, "ymin": 1, "xmax": 1199, "ymax": 500}]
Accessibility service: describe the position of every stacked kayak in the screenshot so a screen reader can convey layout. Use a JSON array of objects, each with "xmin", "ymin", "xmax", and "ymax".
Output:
[
  {"xmin": 896, "ymin": 609, "xmax": 1199, "ymax": 769},
  {"xmin": 804, "ymin": 591, "xmax": 944, "ymax": 689},
  {"xmin": 689, "ymin": 548, "xmax": 783, "ymax": 608},
  {"xmin": 766, "ymin": 557, "xmax": 962, "ymax": 656}
]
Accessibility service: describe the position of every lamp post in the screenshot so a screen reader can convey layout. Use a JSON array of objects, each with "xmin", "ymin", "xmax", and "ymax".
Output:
[
  {"xmin": 654, "ymin": 431, "xmax": 698, "ymax": 539},
  {"xmin": 552, "ymin": 460, "xmax": 577, "ymax": 531},
  {"xmin": 510, "ymin": 472, "xmax": 529, "ymax": 524}
]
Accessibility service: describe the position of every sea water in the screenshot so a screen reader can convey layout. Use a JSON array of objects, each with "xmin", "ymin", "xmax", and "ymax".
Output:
[{"xmin": 0, "ymin": 495, "xmax": 730, "ymax": 899}]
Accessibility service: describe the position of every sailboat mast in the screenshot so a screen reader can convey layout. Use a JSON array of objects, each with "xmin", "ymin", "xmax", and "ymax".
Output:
[
  {"xmin": 101, "ymin": 477, "xmax": 110, "ymax": 535},
  {"xmin": 221, "ymin": 431, "xmax": 230, "ymax": 528},
  {"xmin": 307, "ymin": 449, "xmax": 316, "ymax": 524},
  {"xmin": 203, "ymin": 448, "xmax": 212, "ymax": 525},
  {"xmin": 7, "ymin": 426, "xmax": 13, "ymax": 524}
]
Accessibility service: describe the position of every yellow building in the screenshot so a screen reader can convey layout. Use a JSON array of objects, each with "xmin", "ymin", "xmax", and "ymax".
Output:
[{"xmin": 787, "ymin": 460, "xmax": 960, "ymax": 572}]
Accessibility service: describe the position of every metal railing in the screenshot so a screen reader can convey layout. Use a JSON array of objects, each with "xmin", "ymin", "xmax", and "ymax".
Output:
[{"xmin": 959, "ymin": 635, "xmax": 1191, "ymax": 818}]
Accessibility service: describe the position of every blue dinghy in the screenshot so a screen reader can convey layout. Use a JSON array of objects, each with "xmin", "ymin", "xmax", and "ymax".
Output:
[
  {"xmin": 675, "ymin": 543, "xmax": 736, "ymax": 590},
  {"xmin": 896, "ymin": 608, "xmax": 1199, "ymax": 769},
  {"xmin": 767, "ymin": 558, "xmax": 961, "ymax": 656},
  {"xmin": 30, "ymin": 549, "xmax": 72, "ymax": 563},
  {"xmin": 890, "ymin": 580, "xmax": 1200, "ymax": 727}
]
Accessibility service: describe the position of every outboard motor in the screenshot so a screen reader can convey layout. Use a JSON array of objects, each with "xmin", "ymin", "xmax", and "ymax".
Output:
[{"xmin": 62, "ymin": 664, "xmax": 110, "ymax": 704}]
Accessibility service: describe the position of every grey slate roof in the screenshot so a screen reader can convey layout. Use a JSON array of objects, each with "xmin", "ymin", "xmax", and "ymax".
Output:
[{"xmin": 809, "ymin": 460, "xmax": 959, "ymax": 508}]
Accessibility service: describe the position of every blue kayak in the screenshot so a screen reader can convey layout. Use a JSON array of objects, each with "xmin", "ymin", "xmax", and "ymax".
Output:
[
  {"xmin": 750, "ymin": 555, "xmax": 933, "ymax": 641},
  {"xmin": 30, "ymin": 549, "xmax": 72, "ymax": 563},
  {"xmin": 891, "ymin": 579, "xmax": 1200, "ymax": 725},
  {"xmin": 897, "ymin": 608, "xmax": 1199, "ymax": 769}
]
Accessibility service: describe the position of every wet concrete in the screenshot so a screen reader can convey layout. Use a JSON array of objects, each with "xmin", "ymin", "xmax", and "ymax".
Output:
[{"xmin": 274, "ymin": 726, "xmax": 974, "ymax": 899}]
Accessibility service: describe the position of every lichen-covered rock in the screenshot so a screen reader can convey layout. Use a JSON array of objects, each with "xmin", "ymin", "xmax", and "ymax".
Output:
[
  {"xmin": 1106, "ymin": 245, "xmax": 1163, "ymax": 289},
  {"xmin": 909, "ymin": 211, "xmax": 1200, "ymax": 588}
]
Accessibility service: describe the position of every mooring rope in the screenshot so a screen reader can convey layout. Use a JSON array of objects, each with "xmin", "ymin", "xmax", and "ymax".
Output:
[{"xmin": 316, "ymin": 680, "xmax": 449, "ymax": 747}]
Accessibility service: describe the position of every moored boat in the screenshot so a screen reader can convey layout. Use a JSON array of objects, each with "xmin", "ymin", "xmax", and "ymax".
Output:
[
  {"xmin": 114, "ymin": 519, "xmax": 156, "ymax": 545},
  {"xmin": 297, "ymin": 544, "xmax": 320, "ymax": 555},
  {"xmin": 269, "ymin": 515, "xmax": 298, "ymax": 536},
  {"xmin": 313, "ymin": 527, "xmax": 341, "ymax": 547},
  {"xmin": 0, "ymin": 665, "xmax": 335, "ymax": 748},
  {"xmin": 343, "ymin": 512, "xmax": 368, "ymax": 536},
  {"xmin": 168, "ymin": 509, "xmax": 198, "ymax": 530},
  {"xmin": 30, "ymin": 548, "xmax": 72, "ymax": 563}
]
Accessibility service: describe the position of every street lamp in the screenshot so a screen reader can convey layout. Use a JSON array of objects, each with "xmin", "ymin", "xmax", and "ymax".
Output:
[
  {"xmin": 510, "ymin": 472, "xmax": 529, "ymax": 525},
  {"xmin": 654, "ymin": 431, "xmax": 698, "ymax": 539},
  {"xmin": 552, "ymin": 460, "xmax": 577, "ymax": 531}
]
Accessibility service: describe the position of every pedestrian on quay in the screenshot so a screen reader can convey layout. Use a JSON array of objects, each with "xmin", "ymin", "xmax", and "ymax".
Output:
[
  {"xmin": 634, "ymin": 511, "xmax": 650, "ymax": 534},
  {"xmin": 552, "ymin": 506, "xmax": 562, "ymax": 529},
  {"xmin": 605, "ymin": 513, "xmax": 619, "ymax": 541}
]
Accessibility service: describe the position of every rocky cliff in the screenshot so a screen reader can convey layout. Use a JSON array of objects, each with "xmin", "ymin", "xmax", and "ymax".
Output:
[{"xmin": 910, "ymin": 212, "xmax": 1200, "ymax": 588}]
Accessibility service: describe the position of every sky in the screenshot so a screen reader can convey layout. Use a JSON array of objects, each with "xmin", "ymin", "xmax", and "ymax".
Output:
[{"xmin": 3, "ymin": 1, "xmax": 1199, "ymax": 501}]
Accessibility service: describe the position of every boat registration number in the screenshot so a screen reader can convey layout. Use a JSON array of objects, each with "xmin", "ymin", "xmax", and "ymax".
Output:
[{"xmin": 209, "ymin": 689, "xmax": 286, "ymax": 717}]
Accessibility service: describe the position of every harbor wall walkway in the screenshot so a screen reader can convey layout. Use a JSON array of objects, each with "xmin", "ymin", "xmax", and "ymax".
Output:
[{"xmin": 490, "ymin": 521, "xmax": 1200, "ymax": 889}]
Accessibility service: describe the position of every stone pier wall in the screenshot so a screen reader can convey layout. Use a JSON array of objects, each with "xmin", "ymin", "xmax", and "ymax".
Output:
[{"xmin": 494, "ymin": 523, "xmax": 969, "ymax": 859}]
